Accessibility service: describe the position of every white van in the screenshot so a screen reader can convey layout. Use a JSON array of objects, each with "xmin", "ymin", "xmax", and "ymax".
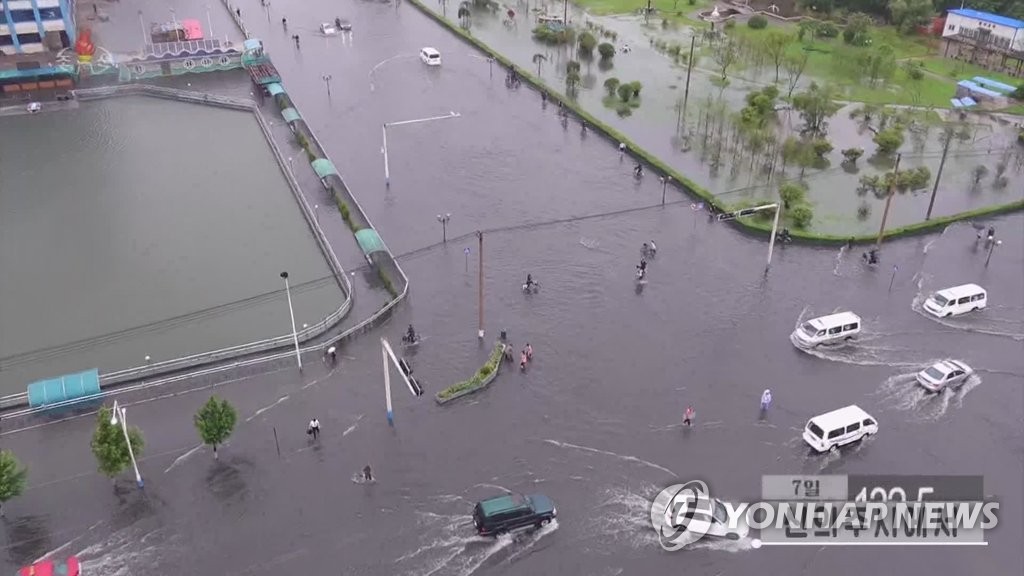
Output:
[
  {"xmin": 803, "ymin": 405, "xmax": 878, "ymax": 453},
  {"xmin": 923, "ymin": 283, "xmax": 987, "ymax": 318},
  {"xmin": 791, "ymin": 311, "xmax": 861, "ymax": 347},
  {"xmin": 420, "ymin": 47, "xmax": 442, "ymax": 66}
]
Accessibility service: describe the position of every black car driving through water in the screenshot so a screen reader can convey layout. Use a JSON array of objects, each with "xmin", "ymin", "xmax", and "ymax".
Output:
[{"xmin": 472, "ymin": 493, "xmax": 557, "ymax": 537}]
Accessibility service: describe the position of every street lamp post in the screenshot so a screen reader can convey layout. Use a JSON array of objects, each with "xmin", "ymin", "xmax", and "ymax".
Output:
[
  {"xmin": 322, "ymin": 74, "xmax": 333, "ymax": 98},
  {"xmin": 314, "ymin": 204, "xmax": 320, "ymax": 225},
  {"xmin": 660, "ymin": 176, "xmax": 671, "ymax": 205},
  {"xmin": 280, "ymin": 271, "xmax": 303, "ymax": 371},
  {"xmin": 436, "ymin": 213, "xmax": 451, "ymax": 243},
  {"xmin": 110, "ymin": 400, "xmax": 143, "ymax": 488},
  {"xmin": 985, "ymin": 239, "xmax": 1001, "ymax": 267}
]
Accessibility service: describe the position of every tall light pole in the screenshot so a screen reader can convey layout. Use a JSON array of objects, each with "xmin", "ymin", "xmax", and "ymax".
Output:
[
  {"xmin": 660, "ymin": 176, "xmax": 671, "ymax": 205},
  {"xmin": 437, "ymin": 213, "xmax": 451, "ymax": 243},
  {"xmin": 280, "ymin": 271, "xmax": 303, "ymax": 371},
  {"xmin": 314, "ymin": 204, "xmax": 320, "ymax": 225},
  {"xmin": 477, "ymin": 230, "xmax": 484, "ymax": 339},
  {"xmin": 876, "ymin": 153, "xmax": 902, "ymax": 249},
  {"xmin": 322, "ymin": 74, "xmax": 333, "ymax": 98},
  {"xmin": 110, "ymin": 400, "xmax": 143, "ymax": 488}
]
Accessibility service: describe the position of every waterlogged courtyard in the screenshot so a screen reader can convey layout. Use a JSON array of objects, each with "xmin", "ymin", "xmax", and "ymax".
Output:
[{"xmin": 417, "ymin": 0, "xmax": 1024, "ymax": 234}]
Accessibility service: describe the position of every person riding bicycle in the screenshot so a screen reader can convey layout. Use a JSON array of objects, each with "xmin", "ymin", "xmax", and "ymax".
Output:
[
  {"xmin": 525, "ymin": 274, "xmax": 534, "ymax": 289},
  {"xmin": 406, "ymin": 324, "xmax": 416, "ymax": 342}
]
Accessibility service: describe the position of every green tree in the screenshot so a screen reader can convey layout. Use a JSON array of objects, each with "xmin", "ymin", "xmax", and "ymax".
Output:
[
  {"xmin": 457, "ymin": 2, "xmax": 471, "ymax": 28},
  {"xmin": 598, "ymin": 42, "xmax": 616, "ymax": 60},
  {"xmin": 843, "ymin": 12, "xmax": 873, "ymax": 44},
  {"xmin": 629, "ymin": 81, "xmax": 643, "ymax": 98},
  {"xmin": 761, "ymin": 30, "xmax": 792, "ymax": 83},
  {"xmin": 779, "ymin": 181, "xmax": 808, "ymax": 209},
  {"xmin": 842, "ymin": 147, "xmax": 865, "ymax": 163},
  {"xmin": 713, "ymin": 37, "xmax": 740, "ymax": 81},
  {"xmin": 603, "ymin": 77, "xmax": 620, "ymax": 97},
  {"xmin": 862, "ymin": 44, "xmax": 896, "ymax": 86},
  {"xmin": 748, "ymin": 14, "xmax": 768, "ymax": 29},
  {"xmin": 873, "ymin": 127, "xmax": 904, "ymax": 154},
  {"xmin": 783, "ymin": 51, "xmax": 810, "ymax": 98},
  {"xmin": 532, "ymin": 53, "xmax": 546, "ymax": 76},
  {"xmin": 617, "ymin": 82, "xmax": 634, "ymax": 102},
  {"xmin": 194, "ymin": 395, "xmax": 238, "ymax": 459},
  {"xmin": 0, "ymin": 450, "xmax": 27, "ymax": 516},
  {"xmin": 888, "ymin": 0, "xmax": 933, "ymax": 32},
  {"xmin": 789, "ymin": 204, "xmax": 814, "ymax": 228},
  {"xmin": 578, "ymin": 31, "xmax": 597, "ymax": 57},
  {"xmin": 91, "ymin": 406, "xmax": 145, "ymax": 481},
  {"xmin": 791, "ymin": 83, "xmax": 841, "ymax": 137}
]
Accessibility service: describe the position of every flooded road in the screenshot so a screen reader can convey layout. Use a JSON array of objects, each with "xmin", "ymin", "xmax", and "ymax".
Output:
[{"xmin": 1, "ymin": 1, "xmax": 1021, "ymax": 575}]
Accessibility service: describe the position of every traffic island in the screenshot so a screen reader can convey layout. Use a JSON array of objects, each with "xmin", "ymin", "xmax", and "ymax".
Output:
[{"xmin": 435, "ymin": 343, "xmax": 506, "ymax": 405}]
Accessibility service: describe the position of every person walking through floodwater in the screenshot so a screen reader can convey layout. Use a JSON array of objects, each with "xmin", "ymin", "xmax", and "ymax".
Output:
[
  {"xmin": 683, "ymin": 406, "xmax": 694, "ymax": 426},
  {"xmin": 363, "ymin": 464, "xmax": 373, "ymax": 482},
  {"xmin": 525, "ymin": 343, "xmax": 533, "ymax": 361},
  {"xmin": 308, "ymin": 418, "xmax": 320, "ymax": 440},
  {"xmin": 520, "ymin": 351, "xmax": 528, "ymax": 370},
  {"xmin": 760, "ymin": 389, "xmax": 773, "ymax": 411}
]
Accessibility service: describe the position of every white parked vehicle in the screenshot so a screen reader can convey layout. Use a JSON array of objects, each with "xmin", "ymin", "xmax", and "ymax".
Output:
[
  {"xmin": 420, "ymin": 47, "xmax": 442, "ymax": 66},
  {"xmin": 792, "ymin": 311, "xmax": 861, "ymax": 347},
  {"xmin": 27, "ymin": 102, "xmax": 42, "ymax": 114},
  {"xmin": 803, "ymin": 405, "xmax": 877, "ymax": 453},
  {"xmin": 916, "ymin": 360, "xmax": 974, "ymax": 392},
  {"xmin": 320, "ymin": 22, "xmax": 339, "ymax": 35},
  {"xmin": 923, "ymin": 284, "xmax": 986, "ymax": 318},
  {"xmin": 662, "ymin": 493, "xmax": 749, "ymax": 541}
]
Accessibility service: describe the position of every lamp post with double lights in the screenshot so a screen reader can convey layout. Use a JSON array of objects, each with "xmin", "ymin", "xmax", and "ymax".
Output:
[
  {"xmin": 110, "ymin": 400, "xmax": 143, "ymax": 488},
  {"xmin": 437, "ymin": 213, "xmax": 451, "ymax": 243},
  {"xmin": 322, "ymin": 74, "xmax": 333, "ymax": 98}
]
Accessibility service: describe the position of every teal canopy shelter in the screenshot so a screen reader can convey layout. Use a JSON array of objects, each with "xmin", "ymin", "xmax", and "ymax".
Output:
[
  {"xmin": 311, "ymin": 158, "xmax": 339, "ymax": 179},
  {"xmin": 28, "ymin": 368, "xmax": 101, "ymax": 408},
  {"xmin": 281, "ymin": 107, "xmax": 301, "ymax": 123},
  {"xmin": 355, "ymin": 229, "xmax": 387, "ymax": 256},
  {"xmin": 266, "ymin": 82, "xmax": 285, "ymax": 96}
]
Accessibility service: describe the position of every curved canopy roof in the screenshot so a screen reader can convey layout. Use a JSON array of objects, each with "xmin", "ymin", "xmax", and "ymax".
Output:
[
  {"xmin": 281, "ymin": 107, "xmax": 301, "ymax": 123},
  {"xmin": 355, "ymin": 229, "xmax": 387, "ymax": 256},
  {"xmin": 266, "ymin": 82, "xmax": 285, "ymax": 96},
  {"xmin": 311, "ymin": 158, "xmax": 339, "ymax": 179}
]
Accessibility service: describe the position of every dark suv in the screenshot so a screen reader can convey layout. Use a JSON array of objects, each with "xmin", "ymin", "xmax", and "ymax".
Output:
[{"xmin": 473, "ymin": 493, "xmax": 557, "ymax": 537}]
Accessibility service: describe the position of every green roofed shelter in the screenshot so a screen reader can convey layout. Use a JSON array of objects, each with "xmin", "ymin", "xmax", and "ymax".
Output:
[
  {"xmin": 28, "ymin": 368, "xmax": 101, "ymax": 408},
  {"xmin": 266, "ymin": 82, "xmax": 285, "ymax": 96},
  {"xmin": 311, "ymin": 158, "xmax": 339, "ymax": 179},
  {"xmin": 355, "ymin": 228, "xmax": 387, "ymax": 256},
  {"xmin": 281, "ymin": 107, "xmax": 301, "ymax": 123}
]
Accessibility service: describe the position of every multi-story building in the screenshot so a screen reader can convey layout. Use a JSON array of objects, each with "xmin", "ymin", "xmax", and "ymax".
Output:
[
  {"xmin": 941, "ymin": 8, "xmax": 1024, "ymax": 77},
  {"xmin": 0, "ymin": 0, "xmax": 77, "ymax": 55}
]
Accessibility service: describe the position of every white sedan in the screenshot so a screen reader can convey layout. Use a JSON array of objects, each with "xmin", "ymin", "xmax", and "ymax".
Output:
[{"xmin": 916, "ymin": 360, "xmax": 973, "ymax": 392}]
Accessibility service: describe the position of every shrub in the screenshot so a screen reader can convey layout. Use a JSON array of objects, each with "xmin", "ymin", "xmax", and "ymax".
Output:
[
  {"xmin": 817, "ymin": 22, "xmax": 839, "ymax": 38},
  {"xmin": 578, "ymin": 31, "xmax": 597, "ymax": 55},
  {"xmin": 437, "ymin": 344, "xmax": 505, "ymax": 400},
  {"xmin": 811, "ymin": 139, "xmax": 833, "ymax": 157},
  {"xmin": 856, "ymin": 202, "xmax": 871, "ymax": 220},
  {"xmin": 748, "ymin": 15, "xmax": 768, "ymax": 29},
  {"xmin": 604, "ymin": 77, "xmax": 620, "ymax": 97},
  {"xmin": 306, "ymin": 149, "xmax": 317, "ymax": 162},
  {"xmin": 789, "ymin": 205, "xmax": 814, "ymax": 228},
  {"xmin": 598, "ymin": 42, "xmax": 616, "ymax": 59},
  {"xmin": 841, "ymin": 147, "xmax": 864, "ymax": 163},
  {"xmin": 1013, "ymin": 84, "xmax": 1024, "ymax": 99},
  {"xmin": 377, "ymin": 268, "xmax": 398, "ymax": 297},
  {"xmin": 873, "ymin": 128, "xmax": 904, "ymax": 155},
  {"xmin": 617, "ymin": 82, "xmax": 634, "ymax": 102},
  {"xmin": 779, "ymin": 182, "xmax": 807, "ymax": 209},
  {"xmin": 724, "ymin": 19, "xmax": 736, "ymax": 30},
  {"xmin": 629, "ymin": 81, "xmax": 642, "ymax": 97},
  {"xmin": 900, "ymin": 166, "xmax": 931, "ymax": 190}
]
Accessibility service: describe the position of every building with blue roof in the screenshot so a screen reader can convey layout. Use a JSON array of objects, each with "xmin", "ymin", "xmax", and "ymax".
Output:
[{"xmin": 942, "ymin": 8, "xmax": 1024, "ymax": 77}]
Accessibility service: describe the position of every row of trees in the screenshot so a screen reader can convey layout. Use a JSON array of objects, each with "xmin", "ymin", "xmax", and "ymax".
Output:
[{"xmin": 0, "ymin": 396, "xmax": 238, "ymax": 514}]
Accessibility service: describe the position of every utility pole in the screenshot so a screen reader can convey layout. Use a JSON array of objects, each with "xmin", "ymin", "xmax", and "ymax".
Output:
[
  {"xmin": 477, "ymin": 231, "xmax": 484, "ymax": 339},
  {"xmin": 682, "ymin": 36, "xmax": 696, "ymax": 121},
  {"xmin": 875, "ymin": 153, "xmax": 902, "ymax": 249},
  {"xmin": 563, "ymin": 0, "xmax": 568, "ymax": 25},
  {"xmin": 322, "ymin": 74, "xmax": 333, "ymax": 98},
  {"xmin": 645, "ymin": 0, "xmax": 652, "ymax": 24},
  {"xmin": 925, "ymin": 129, "xmax": 953, "ymax": 221}
]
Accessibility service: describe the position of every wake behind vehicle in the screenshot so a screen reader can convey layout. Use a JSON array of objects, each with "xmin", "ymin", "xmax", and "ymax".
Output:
[
  {"xmin": 916, "ymin": 359, "xmax": 974, "ymax": 392},
  {"xmin": 802, "ymin": 405, "xmax": 877, "ymax": 453},
  {"xmin": 792, "ymin": 311, "xmax": 861, "ymax": 347},
  {"xmin": 923, "ymin": 283, "xmax": 987, "ymax": 318},
  {"xmin": 473, "ymin": 493, "xmax": 556, "ymax": 537}
]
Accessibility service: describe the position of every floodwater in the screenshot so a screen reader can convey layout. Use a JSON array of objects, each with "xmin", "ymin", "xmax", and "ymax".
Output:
[
  {"xmin": 0, "ymin": 96, "xmax": 344, "ymax": 394},
  {"xmin": 0, "ymin": 1, "xmax": 1021, "ymax": 575},
  {"xmin": 412, "ymin": 1, "xmax": 1024, "ymax": 234}
]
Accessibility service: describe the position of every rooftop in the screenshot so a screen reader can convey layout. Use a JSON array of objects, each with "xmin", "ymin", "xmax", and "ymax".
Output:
[{"xmin": 948, "ymin": 8, "xmax": 1024, "ymax": 30}]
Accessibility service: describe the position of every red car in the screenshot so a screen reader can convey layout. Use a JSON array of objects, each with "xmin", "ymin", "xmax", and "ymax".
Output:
[{"xmin": 18, "ymin": 556, "xmax": 79, "ymax": 576}]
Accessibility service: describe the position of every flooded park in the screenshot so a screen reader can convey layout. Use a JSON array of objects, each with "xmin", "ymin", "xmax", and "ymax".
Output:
[
  {"xmin": 416, "ymin": 0, "xmax": 1024, "ymax": 235},
  {"xmin": 0, "ymin": 0, "xmax": 1021, "ymax": 575},
  {"xmin": 0, "ymin": 96, "xmax": 345, "ymax": 394}
]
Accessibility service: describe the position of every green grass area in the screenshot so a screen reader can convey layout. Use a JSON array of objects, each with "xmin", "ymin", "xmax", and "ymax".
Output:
[
  {"xmin": 729, "ymin": 25, "xmax": 963, "ymax": 107},
  {"xmin": 573, "ymin": 0, "xmax": 713, "ymax": 16},
  {"xmin": 911, "ymin": 56, "xmax": 1024, "ymax": 89},
  {"xmin": 1003, "ymin": 104, "xmax": 1024, "ymax": 116}
]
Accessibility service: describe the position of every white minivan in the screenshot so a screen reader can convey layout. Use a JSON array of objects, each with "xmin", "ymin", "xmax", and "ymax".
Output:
[
  {"xmin": 420, "ymin": 47, "xmax": 442, "ymax": 66},
  {"xmin": 791, "ymin": 311, "xmax": 861, "ymax": 347},
  {"xmin": 803, "ymin": 405, "xmax": 878, "ymax": 453},
  {"xmin": 923, "ymin": 283, "xmax": 987, "ymax": 318}
]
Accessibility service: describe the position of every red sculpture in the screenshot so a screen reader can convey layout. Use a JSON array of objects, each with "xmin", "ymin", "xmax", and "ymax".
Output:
[{"xmin": 75, "ymin": 28, "xmax": 96, "ymax": 62}]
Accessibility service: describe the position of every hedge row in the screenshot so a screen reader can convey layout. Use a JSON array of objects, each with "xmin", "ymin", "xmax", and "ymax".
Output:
[
  {"xmin": 405, "ymin": 0, "xmax": 1024, "ymax": 245},
  {"xmin": 436, "ymin": 343, "xmax": 505, "ymax": 401}
]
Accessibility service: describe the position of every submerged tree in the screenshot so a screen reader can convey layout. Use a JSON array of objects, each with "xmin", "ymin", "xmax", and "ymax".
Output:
[
  {"xmin": 0, "ymin": 450, "xmax": 27, "ymax": 516},
  {"xmin": 791, "ymin": 83, "xmax": 840, "ymax": 138},
  {"xmin": 194, "ymin": 396, "xmax": 238, "ymax": 459},
  {"xmin": 532, "ymin": 53, "xmax": 547, "ymax": 76},
  {"xmin": 91, "ymin": 406, "xmax": 145, "ymax": 482}
]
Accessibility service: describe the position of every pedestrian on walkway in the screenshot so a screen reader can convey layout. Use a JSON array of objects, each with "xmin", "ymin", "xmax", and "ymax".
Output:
[
  {"xmin": 327, "ymin": 346, "xmax": 337, "ymax": 364},
  {"xmin": 308, "ymin": 417, "xmax": 320, "ymax": 440},
  {"xmin": 760, "ymin": 389, "xmax": 772, "ymax": 411},
  {"xmin": 363, "ymin": 464, "xmax": 373, "ymax": 482},
  {"xmin": 683, "ymin": 405, "xmax": 694, "ymax": 426},
  {"xmin": 236, "ymin": 8, "xmax": 241, "ymax": 17},
  {"xmin": 282, "ymin": 17, "xmax": 287, "ymax": 29}
]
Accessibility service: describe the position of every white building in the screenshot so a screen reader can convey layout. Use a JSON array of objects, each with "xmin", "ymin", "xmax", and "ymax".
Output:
[{"xmin": 941, "ymin": 8, "xmax": 1024, "ymax": 77}]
